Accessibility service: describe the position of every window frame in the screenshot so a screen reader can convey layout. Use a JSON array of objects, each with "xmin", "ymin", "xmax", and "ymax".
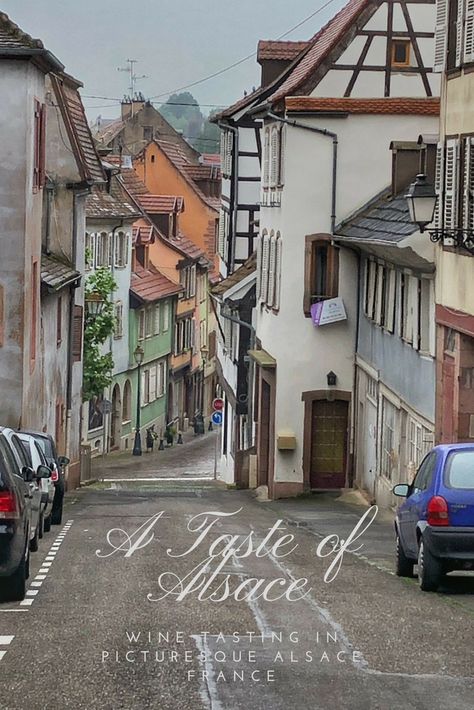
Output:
[
  {"xmin": 391, "ymin": 39, "xmax": 411, "ymax": 67},
  {"xmin": 303, "ymin": 236, "xmax": 339, "ymax": 317}
]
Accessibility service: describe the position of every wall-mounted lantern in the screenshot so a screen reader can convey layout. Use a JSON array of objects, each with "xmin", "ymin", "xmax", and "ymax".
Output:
[{"xmin": 327, "ymin": 371, "xmax": 337, "ymax": 387}]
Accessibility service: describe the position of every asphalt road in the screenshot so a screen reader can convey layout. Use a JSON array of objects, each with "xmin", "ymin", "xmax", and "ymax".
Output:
[{"xmin": 1, "ymin": 477, "xmax": 474, "ymax": 710}]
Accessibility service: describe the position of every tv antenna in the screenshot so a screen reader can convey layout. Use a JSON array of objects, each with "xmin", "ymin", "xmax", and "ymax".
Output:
[{"xmin": 117, "ymin": 59, "xmax": 148, "ymax": 98}]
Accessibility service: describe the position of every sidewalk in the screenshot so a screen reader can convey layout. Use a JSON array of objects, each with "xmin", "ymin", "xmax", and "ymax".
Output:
[{"xmin": 91, "ymin": 429, "xmax": 219, "ymax": 480}]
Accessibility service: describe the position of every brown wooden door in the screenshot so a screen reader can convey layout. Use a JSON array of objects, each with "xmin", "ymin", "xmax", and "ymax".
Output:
[
  {"xmin": 441, "ymin": 354, "xmax": 455, "ymax": 443},
  {"xmin": 310, "ymin": 399, "xmax": 348, "ymax": 489},
  {"xmin": 258, "ymin": 380, "xmax": 271, "ymax": 487}
]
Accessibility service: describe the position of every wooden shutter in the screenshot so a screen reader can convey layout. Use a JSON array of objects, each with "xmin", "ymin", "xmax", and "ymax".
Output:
[
  {"xmin": 434, "ymin": 143, "xmax": 444, "ymax": 229},
  {"xmin": 39, "ymin": 104, "xmax": 46, "ymax": 188},
  {"xmin": 274, "ymin": 236, "xmax": 282, "ymax": 311},
  {"xmin": 108, "ymin": 233, "xmax": 113, "ymax": 267},
  {"xmin": 208, "ymin": 330, "xmax": 216, "ymax": 359},
  {"xmin": 255, "ymin": 234, "xmax": 262, "ymax": 304},
  {"xmin": 267, "ymin": 235, "xmax": 276, "ymax": 307},
  {"xmin": 72, "ymin": 305, "xmax": 83, "ymax": 362},
  {"xmin": 260, "ymin": 234, "xmax": 270, "ymax": 304},
  {"xmin": 434, "ymin": 0, "xmax": 448, "ymax": 72},
  {"xmin": 278, "ymin": 126, "xmax": 285, "ymax": 187},
  {"xmin": 33, "ymin": 100, "xmax": 41, "ymax": 191},
  {"xmin": 220, "ymin": 132, "xmax": 226, "ymax": 173},
  {"xmin": 464, "ymin": 0, "xmax": 474, "ymax": 62},
  {"xmin": 218, "ymin": 209, "xmax": 226, "ymax": 258},
  {"xmin": 150, "ymin": 365, "xmax": 157, "ymax": 401},
  {"xmin": 270, "ymin": 127, "xmax": 278, "ymax": 188},
  {"xmin": 385, "ymin": 269, "xmax": 396, "ymax": 333},
  {"xmin": 444, "ymin": 139, "xmax": 459, "ymax": 229},
  {"xmin": 263, "ymin": 129, "xmax": 270, "ymax": 188},
  {"xmin": 462, "ymin": 137, "xmax": 474, "ymax": 228},
  {"xmin": 456, "ymin": 0, "xmax": 465, "ymax": 66}
]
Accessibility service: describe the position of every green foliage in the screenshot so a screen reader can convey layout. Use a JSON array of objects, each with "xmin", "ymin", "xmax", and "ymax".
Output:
[
  {"xmin": 82, "ymin": 268, "xmax": 117, "ymax": 402},
  {"xmin": 159, "ymin": 92, "xmax": 221, "ymax": 155}
]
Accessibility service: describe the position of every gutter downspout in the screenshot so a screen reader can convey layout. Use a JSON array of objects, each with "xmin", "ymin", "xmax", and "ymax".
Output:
[
  {"xmin": 45, "ymin": 180, "xmax": 54, "ymax": 255},
  {"xmin": 218, "ymin": 121, "xmax": 239, "ymax": 271},
  {"xmin": 265, "ymin": 110, "xmax": 338, "ymax": 234}
]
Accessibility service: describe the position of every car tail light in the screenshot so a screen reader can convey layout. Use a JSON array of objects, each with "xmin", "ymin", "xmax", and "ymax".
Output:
[
  {"xmin": 0, "ymin": 491, "xmax": 19, "ymax": 519},
  {"xmin": 50, "ymin": 467, "xmax": 58, "ymax": 483},
  {"xmin": 427, "ymin": 496, "xmax": 450, "ymax": 526}
]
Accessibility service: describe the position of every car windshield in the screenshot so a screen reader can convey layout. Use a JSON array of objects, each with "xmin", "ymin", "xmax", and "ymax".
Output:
[
  {"xmin": 445, "ymin": 451, "xmax": 474, "ymax": 490},
  {"xmin": 33, "ymin": 436, "xmax": 54, "ymax": 459}
]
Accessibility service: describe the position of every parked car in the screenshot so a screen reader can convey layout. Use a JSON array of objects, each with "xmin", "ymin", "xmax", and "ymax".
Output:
[
  {"xmin": 0, "ymin": 432, "xmax": 32, "ymax": 601},
  {"xmin": 0, "ymin": 427, "xmax": 43, "ymax": 551},
  {"xmin": 393, "ymin": 444, "xmax": 474, "ymax": 591},
  {"xmin": 21, "ymin": 431, "xmax": 69, "ymax": 526},
  {"xmin": 17, "ymin": 434, "xmax": 55, "ymax": 533}
]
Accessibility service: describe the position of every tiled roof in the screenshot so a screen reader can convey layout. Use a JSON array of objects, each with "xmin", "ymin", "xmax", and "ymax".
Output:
[
  {"xmin": 156, "ymin": 140, "xmax": 219, "ymax": 213},
  {"xmin": 257, "ymin": 40, "xmax": 309, "ymax": 62},
  {"xmin": 212, "ymin": 252, "xmax": 256, "ymax": 296},
  {"xmin": 169, "ymin": 233, "xmax": 207, "ymax": 263},
  {"xmin": 132, "ymin": 223, "xmax": 154, "ymax": 245},
  {"xmin": 268, "ymin": 0, "xmax": 372, "ymax": 104},
  {"xmin": 335, "ymin": 188, "xmax": 417, "ymax": 243},
  {"xmin": 183, "ymin": 164, "xmax": 221, "ymax": 181},
  {"xmin": 213, "ymin": 86, "xmax": 267, "ymax": 121},
  {"xmin": 41, "ymin": 254, "xmax": 80, "ymax": 291},
  {"xmin": 285, "ymin": 97, "xmax": 440, "ymax": 115},
  {"xmin": 131, "ymin": 263, "xmax": 182, "ymax": 303},
  {"xmin": 156, "ymin": 139, "xmax": 191, "ymax": 171},
  {"xmin": 0, "ymin": 11, "xmax": 43, "ymax": 49},
  {"xmin": 51, "ymin": 74, "xmax": 105, "ymax": 184},
  {"xmin": 116, "ymin": 167, "xmax": 150, "ymax": 198},
  {"xmin": 85, "ymin": 177, "xmax": 139, "ymax": 220},
  {"xmin": 200, "ymin": 154, "xmax": 221, "ymax": 166},
  {"xmin": 94, "ymin": 117, "xmax": 125, "ymax": 146},
  {"xmin": 136, "ymin": 194, "xmax": 185, "ymax": 214}
]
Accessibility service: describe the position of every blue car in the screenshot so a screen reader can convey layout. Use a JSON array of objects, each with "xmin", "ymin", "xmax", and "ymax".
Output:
[{"xmin": 393, "ymin": 444, "xmax": 474, "ymax": 592}]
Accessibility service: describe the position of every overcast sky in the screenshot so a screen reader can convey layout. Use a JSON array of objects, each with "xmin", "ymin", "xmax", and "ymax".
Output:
[{"xmin": 2, "ymin": 0, "xmax": 346, "ymax": 120}]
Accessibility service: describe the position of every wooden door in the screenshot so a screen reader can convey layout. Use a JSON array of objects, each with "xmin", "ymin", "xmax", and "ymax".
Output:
[
  {"xmin": 310, "ymin": 399, "xmax": 348, "ymax": 489},
  {"xmin": 258, "ymin": 380, "xmax": 271, "ymax": 487},
  {"xmin": 441, "ymin": 354, "xmax": 455, "ymax": 443}
]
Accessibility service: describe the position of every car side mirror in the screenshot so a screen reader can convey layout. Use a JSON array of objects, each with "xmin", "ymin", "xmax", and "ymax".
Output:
[
  {"xmin": 37, "ymin": 465, "xmax": 52, "ymax": 479},
  {"xmin": 58, "ymin": 456, "xmax": 70, "ymax": 467},
  {"xmin": 393, "ymin": 483, "xmax": 410, "ymax": 497},
  {"xmin": 22, "ymin": 466, "xmax": 35, "ymax": 483}
]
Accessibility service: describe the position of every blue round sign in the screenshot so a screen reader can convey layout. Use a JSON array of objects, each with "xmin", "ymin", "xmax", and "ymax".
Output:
[{"xmin": 212, "ymin": 411, "xmax": 223, "ymax": 425}]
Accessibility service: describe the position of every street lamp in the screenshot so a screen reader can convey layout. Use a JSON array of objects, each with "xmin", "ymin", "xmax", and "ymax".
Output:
[
  {"xmin": 132, "ymin": 344, "xmax": 144, "ymax": 456},
  {"xmin": 405, "ymin": 173, "xmax": 474, "ymax": 254}
]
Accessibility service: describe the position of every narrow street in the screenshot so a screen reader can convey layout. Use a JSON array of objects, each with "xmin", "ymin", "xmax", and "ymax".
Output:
[{"xmin": 1, "ymin": 436, "xmax": 473, "ymax": 710}]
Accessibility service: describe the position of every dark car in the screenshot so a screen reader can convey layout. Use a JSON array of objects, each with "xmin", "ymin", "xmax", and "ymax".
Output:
[
  {"xmin": 0, "ymin": 432, "xmax": 38, "ymax": 601},
  {"xmin": 393, "ymin": 444, "xmax": 474, "ymax": 591},
  {"xmin": 21, "ymin": 431, "xmax": 69, "ymax": 526}
]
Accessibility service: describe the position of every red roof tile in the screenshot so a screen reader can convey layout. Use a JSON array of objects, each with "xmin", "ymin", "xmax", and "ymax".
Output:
[
  {"xmin": 213, "ymin": 86, "xmax": 266, "ymax": 121},
  {"xmin": 257, "ymin": 40, "xmax": 309, "ymax": 62},
  {"xmin": 183, "ymin": 164, "xmax": 221, "ymax": 181},
  {"xmin": 168, "ymin": 233, "xmax": 207, "ymax": 262},
  {"xmin": 285, "ymin": 97, "xmax": 441, "ymax": 115},
  {"xmin": 51, "ymin": 74, "xmax": 105, "ymax": 184},
  {"xmin": 200, "ymin": 153, "xmax": 221, "ymax": 166},
  {"xmin": 117, "ymin": 167, "xmax": 149, "ymax": 198},
  {"xmin": 136, "ymin": 194, "xmax": 184, "ymax": 214},
  {"xmin": 131, "ymin": 263, "xmax": 182, "ymax": 303},
  {"xmin": 268, "ymin": 0, "xmax": 372, "ymax": 104},
  {"xmin": 132, "ymin": 224, "xmax": 154, "ymax": 245},
  {"xmin": 156, "ymin": 140, "xmax": 219, "ymax": 213}
]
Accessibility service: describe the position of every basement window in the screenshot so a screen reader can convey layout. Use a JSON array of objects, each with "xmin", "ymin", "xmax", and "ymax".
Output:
[{"xmin": 391, "ymin": 40, "xmax": 410, "ymax": 68}]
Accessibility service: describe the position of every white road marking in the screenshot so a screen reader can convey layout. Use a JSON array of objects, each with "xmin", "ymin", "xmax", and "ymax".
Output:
[
  {"xmin": 30, "ymin": 581, "xmax": 43, "ymax": 588},
  {"xmin": 38, "ymin": 568, "xmax": 49, "ymax": 574},
  {"xmin": 20, "ymin": 599, "xmax": 34, "ymax": 606},
  {"xmin": 45, "ymin": 556, "xmax": 56, "ymax": 561},
  {"xmin": 0, "ymin": 651, "xmax": 7, "ymax": 660},
  {"xmin": 0, "ymin": 609, "xmax": 28, "ymax": 613},
  {"xmin": 26, "ymin": 590, "xmax": 39, "ymax": 597},
  {"xmin": 0, "ymin": 636, "xmax": 14, "ymax": 645},
  {"xmin": 42, "ymin": 562, "xmax": 52, "ymax": 568},
  {"xmin": 35, "ymin": 575, "xmax": 47, "ymax": 580}
]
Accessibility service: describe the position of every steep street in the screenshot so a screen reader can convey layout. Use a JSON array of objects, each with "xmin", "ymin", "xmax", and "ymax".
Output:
[{"xmin": 1, "ymin": 437, "xmax": 473, "ymax": 710}]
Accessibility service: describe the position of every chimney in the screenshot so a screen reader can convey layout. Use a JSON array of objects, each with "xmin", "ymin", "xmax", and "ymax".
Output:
[
  {"xmin": 121, "ymin": 92, "xmax": 146, "ymax": 120},
  {"xmin": 390, "ymin": 141, "xmax": 424, "ymax": 196},
  {"xmin": 257, "ymin": 40, "xmax": 309, "ymax": 88}
]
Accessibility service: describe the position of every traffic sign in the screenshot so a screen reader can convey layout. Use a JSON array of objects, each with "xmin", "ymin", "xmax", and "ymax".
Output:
[
  {"xmin": 212, "ymin": 411, "xmax": 223, "ymax": 426},
  {"xmin": 213, "ymin": 398, "xmax": 224, "ymax": 412}
]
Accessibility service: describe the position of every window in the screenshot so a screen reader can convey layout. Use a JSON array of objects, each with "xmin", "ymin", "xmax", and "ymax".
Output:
[
  {"xmin": 381, "ymin": 397, "xmax": 398, "ymax": 480},
  {"xmin": 391, "ymin": 40, "xmax": 410, "ymax": 67},
  {"xmin": 141, "ymin": 369, "xmax": 150, "ymax": 406},
  {"xmin": 442, "ymin": 0, "xmax": 474, "ymax": 70},
  {"xmin": 153, "ymin": 304, "xmax": 161, "ymax": 335},
  {"xmin": 145, "ymin": 307, "xmax": 153, "ymax": 338},
  {"xmin": 417, "ymin": 278, "xmax": 432, "ymax": 353},
  {"xmin": 85, "ymin": 233, "xmax": 94, "ymax": 270},
  {"xmin": 149, "ymin": 364, "xmax": 157, "ymax": 401},
  {"xmin": 122, "ymin": 380, "xmax": 132, "ymax": 423},
  {"xmin": 303, "ymin": 237, "xmax": 339, "ymax": 316},
  {"xmin": 56, "ymin": 297, "xmax": 62, "ymax": 347},
  {"xmin": 180, "ymin": 265, "xmax": 197, "ymax": 299},
  {"xmin": 114, "ymin": 302, "xmax": 123, "ymax": 339},
  {"xmin": 115, "ymin": 232, "xmax": 128, "ymax": 268},
  {"xmin": 366, "ymin": 376, "xmax": 378, "ymax": 404},
  {"xmin": 135, "ymin": 244, "xmax": 149, "ymax": 269},
  {"xmin": 96, "ymin": 232, "xmax": 109, "ymax": 268},
  {"xmin": 446, "ymin": 450, "xmax": 474, "ymax": 489},
  {"xmin": 138, "ymin": 309, "xmax": 145, "ymax": 340},
  {"xmin": 162, "ymin": 302, "xmax": 169, "ymax": 332},
  {"xmin": 220, "ymin": 130, "xmax": 233, "ymax": 178},
  {"xmin": 412, "ymin": 452, "xmax": 437, "ymax": 492},
  {"xmin": 33, "ymin": 100, "xmax": 46, "ymax": 192},
  {"xmin": 174, "ymin": 317, "xmax": 193, "ymax": 355},
  {"xmin": 158, "ymin": 361, "xmax": 166, "ymax": 397},
  {"xmin": 408, "ymin": 418, "xmax": 433, "ymax": 468},
  {"xmin": 72, "ymin": 305, "xmax": 83, "ymax": 362}
]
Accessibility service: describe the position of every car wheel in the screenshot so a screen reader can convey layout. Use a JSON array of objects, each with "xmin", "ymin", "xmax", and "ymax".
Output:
[
  {"xmin": 38, "ymin": 514, "xmax": 44, "ymax": 539},
  {"xmin": 396, "ymin": 534, "xmax": 414, "ymax": 577},
  {"xmin": 51, "ymin": 506, "xmax": 63, "ymax": 526},
  {"xmin": 418, "ymin": 538, "xmax": 443, "ymax": 592},
  {"xmin": 30, "ymin": 523, "xmax": 39, "ymax": 552},
  {"xmin": 43, "ymin": 514, "xmax": 52, "ymax": 533},
  {"xmin": 0, "ymin": 552, "xmax": 27, "ymax": 602}
]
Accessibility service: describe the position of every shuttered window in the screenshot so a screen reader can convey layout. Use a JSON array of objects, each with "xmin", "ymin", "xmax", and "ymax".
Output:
[
  {"xmin": 72, "ymin": 305, "xmax": 83, "ymax": 362},
  {"xmin": 456, "ymin": 0, "xmax": 465, "ymax": 66},
  {"xmin": 270, "ymin": 127, "xmax": 279, "ymax": 188},
  {"xmin": 278, "ymin": 126, "xmax": 285, "ymax": 187},
  {"xmin": 434, "ymin": 143, "xmax": 444, "ymax": 229},
  {"xmin": 33, "ymin": 101, "xmax": 46, "ymax": 192},
  {"xmin": 434, "ymin": 0, "xmax": 448, "ymax": 72},
  {"xmin": 303, "ymin": 237, "xmax": 339, "ymax": 317},
  {"xmin": 444, "ymin": 139, "xmax": 460, "ymax": 229},
  {"xmin": 267, "ymin": 233, "xmax": 277, "ymax": 307},
  {"xmin": 218, "ymin": 209, "xmax": 226, "ymax": 258},
  {"xmin": 462, "ymin": 136, "xmax": 474, "ymax": 229},
  {"xmin": 255, "ymin": 234, "xmax": 262, "ymax": 302},
  {"xmin": 274, "ymin": 234, "xmax": 282, "ymax": 311},
  {"xmin": 263, "ymin": 128, "xmax": 270, "ymax": 188},
  {"xmin": 260, "ymin": 233, "xmax": 270, "ymax": 304},
  {"xmin": 465, "ymin": 0, "xmax": 474, "ymax": 62},
  {"xmin": 115, "ymin": 232, "xmax": 128, "ymax": 267},
  {"xmin": 149, "ymin": 365, "xmax": 157, "ymax": 402}
]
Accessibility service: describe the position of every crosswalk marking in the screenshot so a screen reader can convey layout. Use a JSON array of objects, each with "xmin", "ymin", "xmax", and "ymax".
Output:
[{"xmin": 0, "ymin": 636, "xmax": 14, "ymax": 645}]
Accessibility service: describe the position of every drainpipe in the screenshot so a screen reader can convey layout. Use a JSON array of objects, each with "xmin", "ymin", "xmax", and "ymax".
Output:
[
  {"xmin": 264, "ymin": 110, "xmax": 338, "ymax": 234},
  {"xmin": 218, "ymin": 121, "xmax": 239, "ymax": 272},
  {"xmin": 106, "ymin": 221, "xmax": 124, "ymax": 453},
  {"xmin": 45, "ymin": 180, "xmax": 54, "ymax": 255}
]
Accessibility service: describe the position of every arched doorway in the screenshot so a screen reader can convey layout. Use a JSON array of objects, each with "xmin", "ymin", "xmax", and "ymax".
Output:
[{"xmin": 111, "ymin": 383, "xmax": 122, "ymax": 450}]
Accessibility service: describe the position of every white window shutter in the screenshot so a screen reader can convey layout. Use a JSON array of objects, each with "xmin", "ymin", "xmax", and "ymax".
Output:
[
  {"xmin": 278, "ymin": 126, "xmax": 285, "ymax": 187},
  {"xmin": 465, "ymin": 0, "xmax": 474, "ymax": 62},
  {"xmin": 434, "ymin": 0, "xmax": 448, "ymax": 72},
  {"xmin": 267, "ymin": 235, "xmax": 276, "ymax": 307},
  {"xmin": 260, "ymin": 234, "xmax": 270, "ymax": 304},
  {"xmin": 141, "ymin": 370, "xmax": 146, "ymax": 406},
  {"xmin": 274, "ymin": 236, "xmax": 282, "ymax": 310},
  {"xmin": 263, "ymin": 129, "xmax": 270, "ymax": 188},
  {"xmin": 463, "ymin": 136, "xmax": 474, "ymax": 229},
  {"xmin": 150, "ymin": 365, "xmax": 157, "ymax": 401},
  {"xmin": 218, "ymin": 209, "xmax": 226, "ymax": 258},
  {"xmin": 255, "ymin": 235, "xmax": 262, "ymax": 303},
  {"xmin": 220, "ymin": 132, "xmax": 226, "ymax": 173},
  {"xmin": 434, "ymin": 142, "xmax": 444, "ymax": 229},
  {"xmin": 456, "ymin": 0, "xmax": 465, "ymax": 66},
  {"xmin": 444, "ymin": 139, "xmax": 459, "ymax": 229},
  {"xmin": 270, "ymin": 128, "xmax": 278, "ymax": 188},
  {"xmin": 108, "ymin": 233, "xmax": 113, "ymax": 267}
]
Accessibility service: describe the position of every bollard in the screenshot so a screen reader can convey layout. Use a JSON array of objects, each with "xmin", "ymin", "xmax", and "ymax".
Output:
[
  {"xmin": 177, "ymin": 432, "xmax": 183, "ymax": 444},
  {"xmin": 208, "ymin": 420, "xmax": 213, "ymax": 431}
]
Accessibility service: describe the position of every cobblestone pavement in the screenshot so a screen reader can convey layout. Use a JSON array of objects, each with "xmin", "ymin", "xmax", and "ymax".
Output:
[{"xmin": 92, "ymin": 430, "xmax": 219, "ymax": 480}]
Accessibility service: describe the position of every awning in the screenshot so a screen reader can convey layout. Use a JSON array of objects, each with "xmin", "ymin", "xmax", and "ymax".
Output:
[{"xmin": 248, "ymin": 349, "xmax": 276, "ymax": 368}]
